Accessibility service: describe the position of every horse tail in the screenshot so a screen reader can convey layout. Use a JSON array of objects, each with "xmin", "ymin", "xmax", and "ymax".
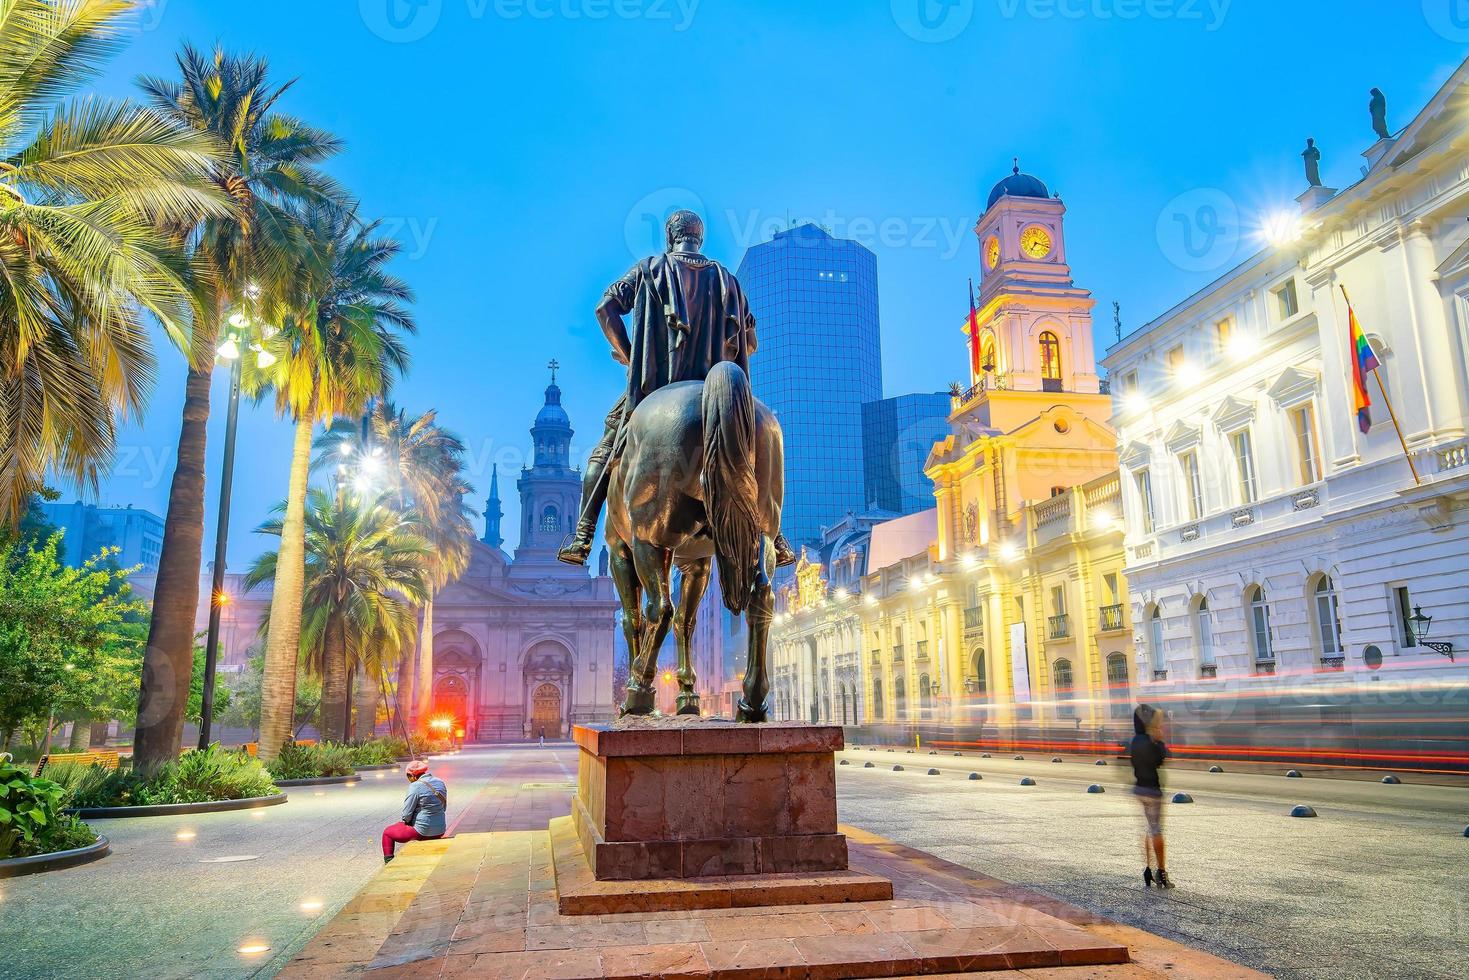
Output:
[{"xmin": 701, "ymin": 361, "xmax": 761, "ymax": 613}]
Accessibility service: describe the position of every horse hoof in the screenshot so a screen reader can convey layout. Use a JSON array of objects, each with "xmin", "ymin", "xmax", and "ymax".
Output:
[
  {"xmin": 676, "ymin": 695, "xmax": 701, "ymax": 716},
  {"xmin": 620, "ymin": 690, "xmax": 655, "ymax": 716},
  {"xmin": 734, "ymin": 700, "xmax": 767, "ymax": 724}
]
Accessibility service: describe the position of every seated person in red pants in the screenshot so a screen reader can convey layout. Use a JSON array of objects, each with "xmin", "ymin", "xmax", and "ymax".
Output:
[{"xmin": 382, "ymin": 760, "xmax": 447, "ymax": 863}]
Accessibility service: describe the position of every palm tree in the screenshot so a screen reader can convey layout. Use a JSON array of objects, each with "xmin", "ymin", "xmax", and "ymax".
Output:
[
  {"xmin": 250, "ymin": 205, "xmax": 414, "ymax": 761},
  {"xmin": 131, "ymin": 46, "xmax": 342, "ymax": 771},
  {"xmin": 245, "ymin": 488, "xmax": 431, "ymax": 742},
  {"xmin": 0, "ymin": 0, "xmax": 230, "ymax": 523},
  {"xmin": 321, "ymin": 405, "xmax": 472, "ymax": 732}
]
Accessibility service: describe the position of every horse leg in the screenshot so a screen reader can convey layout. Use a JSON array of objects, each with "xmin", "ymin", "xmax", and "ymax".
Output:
[
  {"xmin": 630, "ymin": 539, "xmax": 675, "ymax": 701},
  {"xmin": 736, "ymin": 537, "xmax": 776, "ymax": 724},
  {"xmin": 609, "ymin": 541, "xmax": 651, "ymax": 717},
  {"xmin": 672, "ymin": 557, "xmax": 711, "ymax": 716}
]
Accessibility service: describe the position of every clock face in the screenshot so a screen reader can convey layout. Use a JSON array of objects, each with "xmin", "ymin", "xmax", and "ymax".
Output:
[
  {"xmin": 984, "ymin": 235, "xmax": 1000, "ymax": 269},
  {"xmin": 1020, "ymin": 225, "xmax": 1053, "ymax": 259}
]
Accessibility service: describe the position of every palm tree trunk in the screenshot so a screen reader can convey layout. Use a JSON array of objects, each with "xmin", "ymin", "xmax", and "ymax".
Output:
[
  {"xmin": 134, "ymin": 362, "xmax": 213, "ymax": 773},
  {"xmin": 344, "ymin": 663, "xmax": 356, "ymax": 742},
  {"xmin": 397, "ymin": 630, "xmax": 417, "ymax": 733},
  {"xmin": 258, "ymin": 415, "xmax": 313, "ymax": 761},
  {"xmin": 321, "ymin": 614, "xmax": 349, "ymax": 741},
  {"xmin": 355, "ymin": 668, "xmax": 378, "ymax": 739},
  {"xmin": 414, "ymin": 594, "xmax": 436, "ymax": 731}
]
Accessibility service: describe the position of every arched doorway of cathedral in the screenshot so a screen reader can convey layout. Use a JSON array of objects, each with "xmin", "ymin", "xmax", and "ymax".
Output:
[
  {"xmin": 521, "ymin": 639, "xmax": 572, "ymax": 740},
  {"xmin": 432, "ymin": 629, "xmax": 482, "ymax": 741},
  {"xmin": 531, "ymin": 683, "xmax": 563, "ymax": 740},
  {"xmin": 434, "ymin": 675, "xmax": 469, "ymax": 734}
]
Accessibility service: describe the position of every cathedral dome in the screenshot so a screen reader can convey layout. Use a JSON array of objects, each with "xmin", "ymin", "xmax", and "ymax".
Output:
[
  {"xmin": 986, "ymin": 164, "xmax": 1050, "ymax": 210},
  {"xmin": 534, "ymin": 381, "xmax": 571, "ymax": 430}
]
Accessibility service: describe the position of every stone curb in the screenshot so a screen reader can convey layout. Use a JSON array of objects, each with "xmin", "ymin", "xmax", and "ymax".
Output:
[
  {"xmin": 274, "ymin": 774, "xmax": 361, "ymax": 787},
  {"xmin": 69, "ymin": 793, "xmax": 288, "ymax": 819},
  {"xmin": 0, "ymin": 835, "xmax": 110, "ymax": 879}
]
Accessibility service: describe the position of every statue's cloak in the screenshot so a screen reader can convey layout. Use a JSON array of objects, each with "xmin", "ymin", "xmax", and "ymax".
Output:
[{"xmin": 612, "ymin": 252, "xmax": 756, "ymax": 409}]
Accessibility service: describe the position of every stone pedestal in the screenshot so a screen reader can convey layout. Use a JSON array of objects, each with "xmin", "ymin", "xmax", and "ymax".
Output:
[{"xmin": 569, "ymin": 717, "xmax": 850, "ymax": 881}]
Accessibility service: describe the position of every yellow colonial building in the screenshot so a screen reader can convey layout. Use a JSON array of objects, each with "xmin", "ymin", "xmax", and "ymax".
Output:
[{"xmin": 769, "ymin": 165, "xmax": 1136, "ymax": 739}]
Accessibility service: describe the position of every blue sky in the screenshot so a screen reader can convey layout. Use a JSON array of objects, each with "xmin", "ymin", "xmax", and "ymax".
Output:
[{"xmin": 86, "ymin": 0, "xmax": 1464, "ymax": 565}]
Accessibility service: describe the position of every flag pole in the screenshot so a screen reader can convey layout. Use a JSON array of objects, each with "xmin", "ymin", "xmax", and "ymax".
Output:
[
  {"xmin": 1370, "ymin": 367, "xmax": 1420, "ymax": 485},
  {"xmin": 1340, "ymin": 284, "xmax": 1420, "ymax": 486}
]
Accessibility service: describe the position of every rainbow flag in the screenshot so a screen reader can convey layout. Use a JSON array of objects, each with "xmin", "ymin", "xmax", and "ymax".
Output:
[{"xmin": 1345, "ymin": 290, "xmax": 1380, "ymax": 434}]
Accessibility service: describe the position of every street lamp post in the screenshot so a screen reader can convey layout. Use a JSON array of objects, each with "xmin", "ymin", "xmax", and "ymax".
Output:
[{"xmin": 198, "ymin": 306, "xmax": 276, "ymax": 749}]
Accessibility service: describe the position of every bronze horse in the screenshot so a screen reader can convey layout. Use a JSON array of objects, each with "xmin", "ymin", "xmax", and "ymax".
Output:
[{"xmin": 605, "ymin": 362, "xmax": 784, "ymax": 722}]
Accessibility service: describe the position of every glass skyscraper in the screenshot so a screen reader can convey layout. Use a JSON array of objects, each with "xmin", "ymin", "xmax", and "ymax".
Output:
[
  {"xmin": 861, "ymin": 392, "xmax": 953, "ymax": 517},
  {"xmin": 739, "ymin": 224, "xmax": 882, "ymax": 548}
]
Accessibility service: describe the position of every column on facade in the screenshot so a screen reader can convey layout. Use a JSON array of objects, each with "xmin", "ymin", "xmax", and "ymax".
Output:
[{"xmin": 1401, "ymin": 221, "xmax": 1468, "ymax": 440}]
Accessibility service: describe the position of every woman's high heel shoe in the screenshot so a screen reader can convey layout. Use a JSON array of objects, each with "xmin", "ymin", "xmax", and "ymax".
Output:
[
  {"xmin": 1143, "ymin": 867, "xmax": 1154, "ymax": 887},
  {"xmin": 1155, "ymin": 869, "xmax": 1175, "ymax": 889}
]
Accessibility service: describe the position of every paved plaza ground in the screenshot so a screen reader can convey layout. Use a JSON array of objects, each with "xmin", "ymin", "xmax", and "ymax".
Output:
[{"xmin": 1, "ymin": 744, "xmax": 1464, "ymax": 979}]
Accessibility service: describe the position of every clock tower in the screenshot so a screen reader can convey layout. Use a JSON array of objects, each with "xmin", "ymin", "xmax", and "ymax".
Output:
[{"xmin": 963, "ymin": 161, "xmax": 1104, "ymax": 428}]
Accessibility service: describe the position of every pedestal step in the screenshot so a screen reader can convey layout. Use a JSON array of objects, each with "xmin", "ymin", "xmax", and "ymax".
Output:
[{"xmin": 552, "ymin": 814, "xmax": 892, "ymax": 915}]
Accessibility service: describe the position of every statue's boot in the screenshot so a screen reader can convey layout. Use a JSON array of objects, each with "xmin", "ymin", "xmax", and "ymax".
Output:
[
  {"xmin": 557, "ymin": 521, "xmax": 597, "ymax": 566},
  {"xmin": 774, "ymin": 533, "xmax": 798, "ymax": 567}
]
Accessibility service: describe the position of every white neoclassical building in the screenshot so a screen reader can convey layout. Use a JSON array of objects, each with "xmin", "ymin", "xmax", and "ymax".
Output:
[{"xmin": 1102, "ymin": 63, "xmax": 1469, "ymax": 717}]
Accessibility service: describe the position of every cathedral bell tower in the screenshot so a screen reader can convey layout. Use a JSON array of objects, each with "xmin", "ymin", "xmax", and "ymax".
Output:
[{"xmin": 513, "ymin": 360, "xmax": 585, "ymax": 569}]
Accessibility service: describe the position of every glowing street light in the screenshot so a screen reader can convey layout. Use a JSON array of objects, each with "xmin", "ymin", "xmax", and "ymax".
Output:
[{"xmin": 997, "ymin": 542, "xmax": 1021, "ymax": 563}]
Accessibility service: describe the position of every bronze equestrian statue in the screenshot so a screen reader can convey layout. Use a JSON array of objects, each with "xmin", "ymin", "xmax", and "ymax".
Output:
[{"xmin": 564, "ymin": 209, "xmax": 790, "ymax": 721}]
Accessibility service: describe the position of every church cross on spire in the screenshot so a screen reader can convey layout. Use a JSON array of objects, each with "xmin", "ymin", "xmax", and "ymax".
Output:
[{"xmin": 548, "ymin": 358, "xmax": 560, "ymax": 384}]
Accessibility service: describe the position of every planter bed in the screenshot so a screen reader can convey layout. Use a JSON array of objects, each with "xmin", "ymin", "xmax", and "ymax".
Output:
[
  {"xmin": 69, "ymin": 792, "xmax": 288, "ymax": 819},
  {"xmin": 274, "ymin": 774, "xmax": 361, "ymax": 787},
  {"xmin": 0, "ymin": 836, "xmax": 111, "ymax": 878},
  {"xmin": 353, "ymin": 763, "xmax": 401, "ymax": 772}
]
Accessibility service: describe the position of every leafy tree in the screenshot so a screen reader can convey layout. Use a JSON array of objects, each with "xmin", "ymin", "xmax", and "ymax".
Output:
[
  {"xmin": 250, "ymin": 204, "xmax": 414, "ymax": 761},
  {"xmin": 246, "ymin": 490, "xmax": 430, "ymax": 741},
  {"xmin": 0, "ymin": 0, "xmax": 230, "ymax": 522},
  {"xmin": 132, "ymin": 45, "xmax": 342, "ymax": 772},
  {"xmin": 185, "ymin": 640, "xmax": 231, "ymax": 728},
  {"xmin": 0, "ymin": 535, "xmax": 144, "ymax": 747}
]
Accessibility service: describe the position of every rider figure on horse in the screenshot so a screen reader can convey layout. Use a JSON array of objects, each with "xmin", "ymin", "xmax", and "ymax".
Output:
[{"xmin": 557, "ymin": 209, "xmax": 796, "ymax": 569}]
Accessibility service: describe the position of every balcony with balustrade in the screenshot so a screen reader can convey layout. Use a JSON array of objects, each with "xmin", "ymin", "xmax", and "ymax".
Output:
[
  {"xmin": 964, "ymin": 605, "xmax": 984, "ymax": 633},
  {"xmin": 891, "ymin": 644, "xmax": 904, "ymax": 664},
  {"xmin": 1048, "ymin": 614, "xmax": 1071, "ymax": 639},
  {"xmin": 1099, "ymin": 603, "xmax": 1125, "ymax": 632}
]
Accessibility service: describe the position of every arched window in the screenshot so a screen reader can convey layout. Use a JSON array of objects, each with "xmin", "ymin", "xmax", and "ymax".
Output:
[
  {"xmin": 894, "ymin": 676, "xmax": 907, "ymax": 719},
  {"xmin": 540, "ymin": 505, "xmax": 559, "ymax": 533},
  {"xmin": 1312, "ymin": 575, "xmax": 1343, "ymax": 660},
  {"xmin": 980, "ymin": 333, "xmax": 997, "ymax": 374},
  {"xmin": 1106, "ymin": 653, "xmax": 1130, "ymax": 719},
  {"xmin": 1248, "ymin": 586, "xmax": 1274, "ymax": 662},
  {"xmin": 1147, "ymin": 606, "xmax": 1165, "ymax": 674},
  {"xmin": 1039, "ymin": 331, "xmax": 1062, "ymax": 389},
  {"xmin": 1194, "ymin": 596, "xmax": 1215, "ymax": 669},
  {"xmin": 872, "ymin": 677, "xmax": 884, "ymax": 720},
  {"xmin": 918, "ymin": 673, "xmax": 932, "ymax": 715},
  {"xmin": 972, "ymin": 647, "xmax": 988, "ymax": 697},
  {"xmin": 1052, "ymin": 658, "xmax": 1075, "ymax": 717}
]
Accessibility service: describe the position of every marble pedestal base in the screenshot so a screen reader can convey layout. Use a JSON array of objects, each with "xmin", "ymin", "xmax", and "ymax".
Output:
[{"xmin": 569, "ymin": 718, "xmax": 852, "ymax": 881}]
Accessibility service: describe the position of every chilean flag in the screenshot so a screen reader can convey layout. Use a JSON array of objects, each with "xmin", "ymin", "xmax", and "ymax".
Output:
[{"xmin": 968, "ymin": 278, "xmax": 982, "ymax": 381}]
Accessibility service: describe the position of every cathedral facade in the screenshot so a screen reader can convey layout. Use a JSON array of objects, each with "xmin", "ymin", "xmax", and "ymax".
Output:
[{"xmin": 427, "ymin": 369, "xmax": 618, "ymax": 741}]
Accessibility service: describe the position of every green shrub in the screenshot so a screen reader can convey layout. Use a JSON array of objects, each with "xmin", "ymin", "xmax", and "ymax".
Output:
[
  {"xmin": 348, "ymin": 737, "xmax": 404, "ymax": 767},
  {"xmin": 408, "ymin": 733, "xmax": 452, "ymax": 756},
  {"xmin": 0, "ymin": 754, "xmax": 97, "ymax": 858},
  {"xmin": 40, "ymin": 760, "xmax": 117, "ymax": 806},
  {"xmin": 267, "ymin": 741, "xmax": 356, "ymax": 780},
  {"xmin": 66, "ymin": 745, "xmax": 277, "ymax": 808}
]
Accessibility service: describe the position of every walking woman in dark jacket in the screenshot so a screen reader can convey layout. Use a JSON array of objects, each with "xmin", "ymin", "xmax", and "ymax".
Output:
[{"xmin": 1129, "ymin": 703, "xmax": 1174, "ymax": 888}]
